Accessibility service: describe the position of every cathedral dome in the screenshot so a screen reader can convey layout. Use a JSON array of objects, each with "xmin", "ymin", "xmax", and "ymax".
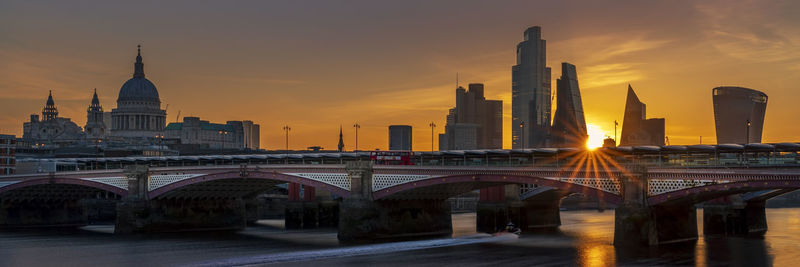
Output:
[
  {"xmin": 118, "ymin": 77, "xmax": 160, "ymax": 103},
  {"xmin": 117, "ymin": 45, "xmax": 160, "ymax": 104}
]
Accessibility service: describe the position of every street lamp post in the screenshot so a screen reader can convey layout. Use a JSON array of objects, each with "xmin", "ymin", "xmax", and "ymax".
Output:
[
  {"xmin": 520, "ymin": 122, "xmax": 525, "ymax": 148},
  {"xmin": 745, "ymin": 120, "xmax": 751, "ymax": 166},
  {"xmin": 746, "ymin": 120, "xmax": 751, "ymax": 144},
  {"xmin": 429, "ymin": 122, "xmax": 436, "ymax": 152},
  {"xmin": 283, "ymin": 125, "xmax": 291, "ymax": 164},
  {"xmin": 353, "ymin": 123, "xmax": 361, "ymax": 151},
  {"xmin": 94, "ymin": 138, "xmax": 102, "ymax": 170}
]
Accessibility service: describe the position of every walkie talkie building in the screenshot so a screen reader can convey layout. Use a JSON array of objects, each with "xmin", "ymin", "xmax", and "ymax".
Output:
[{"xmin": 712, "ymin": 86, "xmax": 768, "ymax": 144}]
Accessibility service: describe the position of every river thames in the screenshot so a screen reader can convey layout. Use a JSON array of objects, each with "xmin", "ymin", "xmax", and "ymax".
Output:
[{"xmin": 1, "ymin": 208, "xmax": 798, "ymax": 266}]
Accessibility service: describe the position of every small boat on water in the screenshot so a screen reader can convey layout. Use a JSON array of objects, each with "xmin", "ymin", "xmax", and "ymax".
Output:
[{"xmin": 493, "ymin": 222, "xmax": 521, "ymax": 236}]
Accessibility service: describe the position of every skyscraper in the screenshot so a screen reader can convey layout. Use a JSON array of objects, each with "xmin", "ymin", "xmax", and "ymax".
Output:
[
  {"xmin": 551, "ymin": 63, "xmax": 587, "ymax": 148},
  {"xmin": 439, "ymin": 83, "xmax": 502, "ymax": 150},
  {"xmin": 620, "ymin": 85, "xmax": 665, "ymax": 146},
  {"xmin": 388, "ymin": 125, "xmax": 412, "ymax": 151},
  {"xmin": 712, "ymin": 86, "xmax": 767, "ymax": 144},
  {"xmin": 512, "ymin": 26, "xmax": 551, "ymax": 148}
]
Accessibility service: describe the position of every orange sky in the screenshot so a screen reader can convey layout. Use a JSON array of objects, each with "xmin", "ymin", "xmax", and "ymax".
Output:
[{"xmin": 1, "ymin": 0, "xmax": 799, "ymax": 150}]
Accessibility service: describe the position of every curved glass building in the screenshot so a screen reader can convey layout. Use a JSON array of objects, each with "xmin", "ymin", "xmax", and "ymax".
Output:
[{"xmin": 712, "ymin": 86, "xmax": 767, "ymax": 144}]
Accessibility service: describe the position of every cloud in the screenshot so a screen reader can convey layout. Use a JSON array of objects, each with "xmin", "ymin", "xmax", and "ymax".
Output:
[
  {"xmin": 695, "ymin": 0, "xmax": 800, "ymax": 62},
  {"xmin": 580, "ymin": 63, "xmax": 644, "ymax": 89}
]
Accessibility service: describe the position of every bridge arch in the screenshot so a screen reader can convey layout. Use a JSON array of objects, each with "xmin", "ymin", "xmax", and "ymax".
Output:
[
  {"xmin": 147, "ymin": 171, "xmax": 350, "ymax": 199},
  {"xmin": 648, "ymin": 180, "xmax": 800, "ymax": 206},
  {"xmin": 372, "ymin": 174, "xmax": 622, "ymax": 204},
  {"xmin": 0, "ymin": 177, "xmax": 127, "ymax": 198}
]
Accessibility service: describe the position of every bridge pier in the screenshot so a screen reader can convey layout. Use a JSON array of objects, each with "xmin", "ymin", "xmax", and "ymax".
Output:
[
  {"xmin": 477, "ymin": 185, "xmax": 562, "ymax": 233},
  {"xmin": 516, "ymin": 191, "xmax": 562, "ymax": 230},
  {"xmin": 614, "ymin": 166, "xmax": 698, "ymax": 246},
  {"xmin": 338, "ymin": 162, "xmax": 452, "ymax": 242},
  {"xmin": 703, "ymin": 197, "xmax": 767, "ymax": 236},
  {"xmin": 476, "ymin": 185, "xmax": 509, "ymax": 233},
  {"xmin": 115, "ymin": 166, "xmax": 247, "ymax": 233},
  {"xmin": 284, "ymin": 184, "xmax": 339, "ymax": 229}
]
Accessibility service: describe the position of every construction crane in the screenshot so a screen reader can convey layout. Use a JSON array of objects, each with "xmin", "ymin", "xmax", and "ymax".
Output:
[{"xmin": 175, "ymin": 110, "xmax": 181, "ymax": 123}]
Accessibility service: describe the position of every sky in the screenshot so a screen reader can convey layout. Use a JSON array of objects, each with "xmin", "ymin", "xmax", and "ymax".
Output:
[{"xmin": 1, "ymin": 0, "xmax": 800, "ymax": 150}]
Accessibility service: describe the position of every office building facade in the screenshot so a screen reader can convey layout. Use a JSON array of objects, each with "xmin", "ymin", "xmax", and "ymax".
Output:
[
  {"xmin": 388, "ymin": 125, "xmax": 412, "ymax": 151},
  {"xmin": 165, "ymin": 117, "xmax": 259, "ymax": 150},
  {"xmin": 512, "ymin": 26, "xmax": 551, "ymax": 148},
  {"xmin": 712, "ymin": 86, "xmax": 767, "ymax": 144},
  {"xmin": 439, "ymin": 83, "xmax": 502, "ymax": 150},
  {"xmin": 620, "ymin": 85, "xmax": 665, "ymax": 146},
  {"xmin": 551, "ymin": 62, "xmax": 587, "ymax": 148},
  {"xmin": 0, "ymin": 134, "xmax": 15, "ymax": 175}
]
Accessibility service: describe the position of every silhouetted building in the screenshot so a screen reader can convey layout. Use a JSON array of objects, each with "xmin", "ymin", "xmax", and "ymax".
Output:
[
  {"xmin": 0, "ymin": 134, "xmax": 15, "ymax": 175},
  {"xmin": 23, "ymin": 91, "xmax": 84, "ymax": 145},
  {"xmin": 111, "ymin": 46, "xmax": 167, "ymax": 139},
  {"xmin": 389, "ymin": 125, "xmax": 412, "ymax": 151},
  {"xmin": 550, "ymin": 63, "xmax": 587, "ymax": 148},
  {"xmin": 602, "ymin": 137, "xmax": 616, "ymax": 148},
  {"xmin": 338, "ymin": 126, "xmax": 344, "ymax": 152},
  {"xmin": 712, "ymin": 86, "xmax": 767, "ymax": 144},
  {"xmin": 165, "ymin": 117, "xmax": 257, "ymax": 150},
  {"xmin": 512, "ymin": 26, "xmax": 551, "ymax": 148},
  {"xmin": 242, "ymin": 120, "xmax": 260, "ymax": 150},
  {"xmin": 85, "ymin": 89, "xmax": 106, "ymax": 140},
  {"xmin": 620, "ymin": 85, "xmax": 665, "ymax": 146},
  {"xmin": 440, "ymin": 83, "xmax": 502, "ymax": 150}
]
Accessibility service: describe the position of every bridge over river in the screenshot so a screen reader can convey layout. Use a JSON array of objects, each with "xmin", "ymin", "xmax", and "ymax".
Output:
[{"xmin": 4, "ymin": 145, "xmax": 800, "ymax": 246}]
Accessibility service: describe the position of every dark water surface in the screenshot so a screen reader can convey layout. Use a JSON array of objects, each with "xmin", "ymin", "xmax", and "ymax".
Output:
[{"xmin": 2, "ymin": 208, "xmax": 799, "ymax": 266}]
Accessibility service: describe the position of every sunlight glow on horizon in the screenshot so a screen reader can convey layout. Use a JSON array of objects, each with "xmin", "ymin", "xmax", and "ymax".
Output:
[{"xmin": 586, "ymin": 123, "xmax": 608, "ymax": 150}]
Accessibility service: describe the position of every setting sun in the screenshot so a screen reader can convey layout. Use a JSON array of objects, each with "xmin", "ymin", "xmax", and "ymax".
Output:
[{"xmin": 586, "ymin": 123, "xmax": 608, "ymax": 150}]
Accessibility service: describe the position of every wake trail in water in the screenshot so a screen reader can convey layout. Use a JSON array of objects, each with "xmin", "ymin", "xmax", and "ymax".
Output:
[{"xmin": 185, "ymin": 234, "xmax": 517, "ymax": 267}]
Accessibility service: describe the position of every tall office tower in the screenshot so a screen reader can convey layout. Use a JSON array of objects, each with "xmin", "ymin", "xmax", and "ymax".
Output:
[
  {"xmin": 712, "ymin": 86, "xmax": 768, "ymax": 144},
  {"xmin": 620, "ymin": 85, "xmax": 665, "ymax": 146},
  {"xmin": 439, "ymin": 83, "xmax": 503, "ymax": 150},
  {"xmin": 388, "ymin": 125, "xmax": 412, "ymax": 151},
  {"xmin": 512, "ymin": 26, "xmax": 551, "ymax": 148},
  {"xmin": 551, "ymin": 63, "xmax": 587, "ymax": 148}
]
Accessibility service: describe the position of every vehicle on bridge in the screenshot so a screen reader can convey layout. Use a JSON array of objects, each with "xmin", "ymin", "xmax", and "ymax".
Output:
[{"xmin": 370, "ymin": 150, "xmax": 414, "ymax": 165}]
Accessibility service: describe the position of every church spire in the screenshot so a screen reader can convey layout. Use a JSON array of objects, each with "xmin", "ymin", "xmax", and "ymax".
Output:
[
  {"xmin": 338, "ymin": 125, "xmax": 345, "ymax": 152},
  {"xmin": 43, "ymin": 90, "xmax": 59, "ymax": 121},
  {"xmin": 133, "ymin": 44, "xmax": 145, "ymax": 78},
  {"xmin": 91, "ymin": 88, "xmax": 100, "ymax": 105}
]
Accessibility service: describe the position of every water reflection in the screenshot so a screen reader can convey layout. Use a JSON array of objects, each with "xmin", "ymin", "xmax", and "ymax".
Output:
[{"xmin": 0, "ymin": 209, "xmax": 791, "ymax": 266}]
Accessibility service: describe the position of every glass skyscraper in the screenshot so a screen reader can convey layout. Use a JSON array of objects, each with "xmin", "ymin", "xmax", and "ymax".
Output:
[
  {"xmin": 551, "ymin": 62, "xmax": 587, "ymax": 148},
  {"xmin": 512, "ymin": 26, "xmax": 551, "ymax": 148}
]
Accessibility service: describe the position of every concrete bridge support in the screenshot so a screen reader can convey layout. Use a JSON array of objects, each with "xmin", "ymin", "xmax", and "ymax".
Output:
[
  {"xmin": 476, "ymin": 185, "xmax": 509, "ymax": 233},
  {"xmin": 284, "ymin": 184, "xmax": 339, "ymax": 229},
  {"xmin": 477, "ymin": 185, "xmax": 562, "ymax": 233},
  {"xmin": 703, "ymin": 197, "xmax": 767, "ymax": 236},
  {"xmin": 338, "ymin": 162, "xmax": 452, "ymax": 242},
  {"xmin": 515, "ymin": 191, "xmax": 562, "ymax": 231},
  {"xmin": 115, "ymin": 166, "xmax": 247, "ymax": 233},
  {"xmin": 614, "ymin": 166, "xmax": 698, "ymax": 246}
]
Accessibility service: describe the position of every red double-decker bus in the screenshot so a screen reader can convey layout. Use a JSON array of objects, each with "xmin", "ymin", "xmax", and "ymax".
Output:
[{"xmin": 369, "ymin": 150, "xmax": 415, "ymax": 165}]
